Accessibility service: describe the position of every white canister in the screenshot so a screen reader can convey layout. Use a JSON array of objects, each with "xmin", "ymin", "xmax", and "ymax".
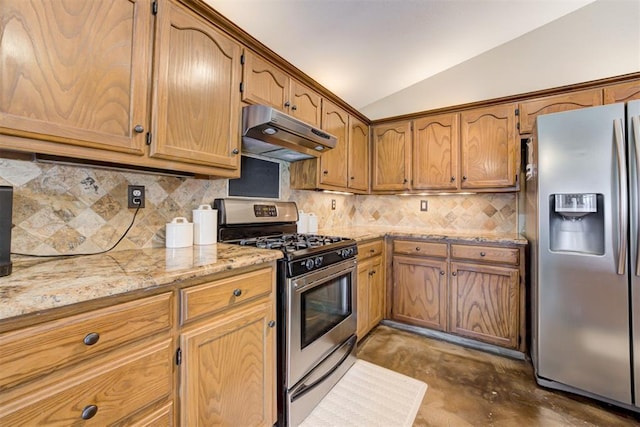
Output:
[
  {"xmin": 307, "ymin": 213, "xmax": 318, "ymax": 233},
  {"xmin": 297, "ymin": 210, "xmax": 309, "ymax": 233},
  {"xmin": 192, "ymin": 204, "xmax": 218, "ymax": 245},
  {"xmin": 166, "ymin": 217, "xmax": 193, "ymax": 248}
]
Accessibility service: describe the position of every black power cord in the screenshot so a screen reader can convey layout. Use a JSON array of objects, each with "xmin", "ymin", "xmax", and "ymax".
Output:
[{"xmin": 11, "ymin": 205, "xmax": 142, "ymax": 258}]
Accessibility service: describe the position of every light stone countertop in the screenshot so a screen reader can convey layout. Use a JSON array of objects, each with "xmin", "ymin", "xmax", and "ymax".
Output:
[
  {"xmin": 0, "ymin": 227, "xmax": 527, "ymax": 323},
  {"xmin": 0, "ymin": 244, "xmax": 282, "ymax": 322},
  {"xmin": 318, "ymin": 225, "xmax": 528, "ymax": 246}
]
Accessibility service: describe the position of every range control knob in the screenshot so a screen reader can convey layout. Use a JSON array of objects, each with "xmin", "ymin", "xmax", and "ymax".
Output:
[
  {"xmin": 339, "ymin": 248, "xmax": 355, "ymax": 258},
  {"xmin": 314, "ymin": 256, "xmax": 324, "ymax": 268},
  {"xmin": 304, "ymin": 259, "xmax": 315, "ymax": 271}
]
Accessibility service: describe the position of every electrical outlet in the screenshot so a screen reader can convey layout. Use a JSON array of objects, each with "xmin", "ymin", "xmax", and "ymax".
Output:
[
  {"xmin": 420, "ymin": 200, "xmax": 428, "ymax": 212},
  {"xmin": 331, "ymin": 199, "xmax": 336, "ymax": 210},
  {"xmin": 128, "ymin": 185, "xmax": 145, "ymax": 208}
]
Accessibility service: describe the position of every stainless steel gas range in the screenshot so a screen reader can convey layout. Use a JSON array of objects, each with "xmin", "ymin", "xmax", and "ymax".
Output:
[{"xmin": 213, "ymin": 198, "xmax": 357, "ymax": 426}]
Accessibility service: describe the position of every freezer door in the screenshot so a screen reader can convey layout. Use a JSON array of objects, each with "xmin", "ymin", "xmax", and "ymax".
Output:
[
  {"xmin": 629, "ymin": 100, "xmax": 640, "ymax": 407},
  {"xmin": 536, "ymin": 103, "xmax": 632, "ymax": 404}
]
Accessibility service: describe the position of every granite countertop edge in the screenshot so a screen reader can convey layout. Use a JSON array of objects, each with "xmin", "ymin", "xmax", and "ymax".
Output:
[{"xmin": 0, "ymin": 244, "xmax": 282, "ymax": 322}]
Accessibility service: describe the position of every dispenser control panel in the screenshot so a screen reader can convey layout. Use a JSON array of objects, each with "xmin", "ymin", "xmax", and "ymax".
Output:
[{"xmin": 554, "ymin": 194, "xmax": 597, "ymax": 217}]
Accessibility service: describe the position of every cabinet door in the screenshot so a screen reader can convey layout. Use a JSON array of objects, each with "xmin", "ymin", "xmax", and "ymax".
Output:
[
  {"xmin": 180, "ymin": 300, "xmax": 276, "ymax": 427},
  {"xmin": 413, "ymin": 113, "xmax": 459, "ymax": 190},
  {"xmin": 518, "ymin": 89, "xmax": 603, "ymax": 134},
  {"xmin": 289, "ymin": 79, "xmax": 322, "ymax": 127},
  {"xmin": 392, "ymin": 255, "xmax": 447, "ymax": 331},
  {"xmin": 151, "ymin": 1, "xmax": 241, "ymax": 169},
  {"xmin": 241, "ymin": 50, "xmax": 288, "ymax": 111},
  {"xmin": 460, "ymin": 104, "xmax": 517, "ymax": 189},
  {"xmin": 348, "ymin": 116, "xmax": 370, "ymax": 192},
  {"xmin": 450, "ymin": 262, "xmax": 519, "ymax": 349},
  {"xmin": 319, "ymin": 100, "xmax": 349, "ymax": 188},
  {"xmin": 372, "ymin": 122, "xmax": 412, "ymax": 191},
  {"xmin": 368, "ymin": 256, "xmax": 385, "ymax": 329},
  {"xmin": 357, "ymin": 260, "xmax": 371, "ymax": 340},
  {"xmin": 604, "ymin": 81, "xmax": 640, "ymax": 104},
  {"xmin": 0, "ymin": 0, "xmax": 152, "ymax": 154}
]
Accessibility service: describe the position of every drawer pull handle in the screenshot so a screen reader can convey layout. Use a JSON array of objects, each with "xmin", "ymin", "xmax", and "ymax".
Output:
[
  {"xmin": 440, "ymin": 270, "xmax": 445, "ymax": 275},
  {"xmin": 268, "ymin": 320, "xmax": 276, "ymax": 328},
  {"xmin": 83, "ymin": 332, "xmax": 100, "ymax": 346},
  {"xmin": 415, "ymin": 247, "xmax": 420, "ymax": 251},
  {"xmin": 233, "ymin": 289, "xmax": 242, "ymax": 297},
  {"xmin": 369, "ymin": 249, "xmax": 375, "ymax": 253},
  {"xmin": 81, "ymin": 405, "xmax": 98, "ymax": 420},
  {"xmin": 452, "ymin": 272, "xmax": 457, "ymax": 276},
  {"xmin": 480, "ymin": 252, "xmax": 486, "ymax": 257}
]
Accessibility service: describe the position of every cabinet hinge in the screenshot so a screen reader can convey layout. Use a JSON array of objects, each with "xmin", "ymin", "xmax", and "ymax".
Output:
[
  {"xmin": 240, "ymin": 54, "xmax": 245, "ymax": 65},
  {"xmin": 176, "ymin": 348, "xmax": 182, "ymax": 366},
  {"xmin": 145, "ymin": 132, "xmax": 152, "ymax": 146},
  {"xmin": 152, "ymin": 1, "xmax": 158, "ymax": 15},
  {"xmin": 515, "ymin": 108, "xmax": 519, "ymax": 116},
  {"xmin": 239, "ymin": 82, "xmax": 244, "ymax": 93}
]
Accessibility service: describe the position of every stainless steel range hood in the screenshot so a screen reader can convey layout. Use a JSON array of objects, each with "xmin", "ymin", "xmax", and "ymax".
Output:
[{"xmin": 241, "ymin": 105, "xmax": 337, "ymax": 162}]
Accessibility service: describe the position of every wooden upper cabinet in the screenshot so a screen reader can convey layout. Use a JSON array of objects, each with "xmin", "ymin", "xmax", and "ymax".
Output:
[
  {"xmin": 242, "ymin": 51, "xmax": 322, "ymax": 127},
  {"xmin": 241, "ymin": 51, "xmax": 288, "ymax": 111},
  {"xmin": 348, "ymin": 116, "xmax": 369, "ymax": 192},
  {"xmin": 150, "ymin": 1, "xmax": 241, "ymax": 169},
  {"xmin": 604, "ymin": 80, "xmax": 640, "ymax": 104},
  {"xmin": 0, "ymin": 0, "xmax": 152, "ymax": 155},
  {"xmin": 372, "ymin": 121, "xmax": 412, "ymax": 192},
  {"xmin": 289, "ymin": 79, "xmax": 322, "ymax": 128},
  {"xmin": 518, "ymin": 89, "xmax": 603, "ymax": 134},
  {"xmin": 319, "ymin": 100, "xmax": 349, "ymax": 188},
  {"xmin": 413, "ymin": 113, "xmax": 459, "ymax": 190},
  {"xmin": 460, "ymin": 104, "xmax": 518, "ymax": 189}
]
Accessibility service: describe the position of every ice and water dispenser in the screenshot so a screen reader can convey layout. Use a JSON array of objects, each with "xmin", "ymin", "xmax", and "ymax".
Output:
[{"xmin": 549, "ymin": 193, "xmax": 604, "ymax": 255}]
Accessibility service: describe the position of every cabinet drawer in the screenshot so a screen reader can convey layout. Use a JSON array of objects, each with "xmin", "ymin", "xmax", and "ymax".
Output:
[
  {"xmin": 394, "ymin": 240, "xmax": 447, "ymax": 258},
  {"xmin": 0, "ymin": 292, "xmax": 172, "ymax": 391},
  {"xmin": 358, "ymin": 239, "xmax": 384, "ymax": 261},
  {"xmin": 451, "ymin": 244, "xmax": 519, "ymax": 265},
  {"xmin": 0, "ymin": 339, "xmax": 173, "ymax": 426},
  {"xmin": 181, "ymin": 267, "xmax": 274, "ymax": 323}
]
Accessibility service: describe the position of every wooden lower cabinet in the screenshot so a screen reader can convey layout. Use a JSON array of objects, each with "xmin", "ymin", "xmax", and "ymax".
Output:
[
  {"xmin": 392, "ymin": 255, "xmax": 447, "ymax": 331},
  {"xmin": 357, "ymin": 239, "xmax": 385, "ymax": 340},
  {"xmin": 450, "ymin": 262, "xmax": 520, "ymax": 349},
  {"xmin": 179, "ymin": 266, "xmax": 277, "ymax": 427},
  {"xmin": 391, "ymin": 239, "xmax": 525, "ymax": 351}
]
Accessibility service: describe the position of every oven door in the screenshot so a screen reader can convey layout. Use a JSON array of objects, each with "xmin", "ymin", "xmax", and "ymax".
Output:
[{"xmin": 286, "ymin": 258, "xmax": 357, "ymax": 388}]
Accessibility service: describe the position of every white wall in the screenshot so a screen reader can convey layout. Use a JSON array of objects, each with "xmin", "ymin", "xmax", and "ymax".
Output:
[{"xmin": 361, "ymin": 0, "xmax": 640, "ymax": 120}]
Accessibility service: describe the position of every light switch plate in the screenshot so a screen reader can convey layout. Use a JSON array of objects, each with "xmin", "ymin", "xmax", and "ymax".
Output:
[{"xmin": 420, "ymin": 200, "xmax": 428, "ymax": 211}]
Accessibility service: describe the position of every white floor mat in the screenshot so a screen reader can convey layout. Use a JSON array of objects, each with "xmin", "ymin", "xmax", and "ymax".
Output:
[{"xmin": 299, "ymin": 359, "xmax": 428, "ymax": 427}]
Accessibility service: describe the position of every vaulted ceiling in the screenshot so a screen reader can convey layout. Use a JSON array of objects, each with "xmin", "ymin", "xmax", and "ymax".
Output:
[{"xmin": 204, "ymin": 0, "xmax": 640, "ymax": 119}]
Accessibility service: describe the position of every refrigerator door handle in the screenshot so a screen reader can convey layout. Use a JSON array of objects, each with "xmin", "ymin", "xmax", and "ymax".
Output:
[
  {"xmin": 633, "ymin": 115, "xmax": 640, "ymax": 276},
  {"xmin": 614, "ymin": 118, "xmax": 628, "ymax": 275}
]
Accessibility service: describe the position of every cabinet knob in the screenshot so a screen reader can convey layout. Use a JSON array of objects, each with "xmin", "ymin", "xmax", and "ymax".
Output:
[
  {"xmin": 480, "ymin": 252, "xmax": 486, "ymax": 257},
  {"xmin": 233, "ymin": 288, "xmax": 242, "ymax": 297},
  {"xmin": 403, "ymin": 178, "xmax": 408, "ymax": 184},
  {"xmin": 440, "ymin": 270, "xmax": 445, "ymax": 275},
  {"xmin": 350, "ymin": 176, "xmax": 355, "ymax": 180},
  {"xmin": 284, "ymin": 101, "xmax": 291, "ymax": 108},
  {"xmin": 232, "ymin": 148, "xmax": 239, "ymax": 155},
  {"xmin": 372, "ymin": 270, "xmax": 376, "ymax": 275},
  {"xmin": 133, "ymin": 125, "xmax": 144, "ymax": 133},
  {"xmin": 415, "ymin": 247, "xmax": 421, "ymax": 251},
  {"xmin": 462, "ymin": 176, "xmax": 467, "ymax": 180},
  {"xmin": 291, "ymin": 105, "xmax": 297, "ymax": 111},
  {"xmin": 83, "ymin": 332, "xmax": 100, "ymax": 346},
  {"xmin": 81, "ymin": 405, "xmax": 98, "ymax": 420},
  {"xmin": 323, "ymin": 170, "xmax": 328, "ymax": 175},
  {"xmin": 369, "ymin": 248, "xmax": 375, "ymax": 253},
  {"xmin": 451, "ymin": 176, "xmax": 456, "ymax": 182},
  {"xmin": 452, "ymin": 272, "xmax": 457, "ymax": 276},
  {"xmin": 268, "ymin": 320, "xmax": 276, "ymax": 328}
]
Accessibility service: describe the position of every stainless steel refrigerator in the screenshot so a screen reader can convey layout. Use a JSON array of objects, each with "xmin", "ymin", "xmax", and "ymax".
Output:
[{"xmin": 525, "ymin": 100, "xmax": 640, "ymax": 410}]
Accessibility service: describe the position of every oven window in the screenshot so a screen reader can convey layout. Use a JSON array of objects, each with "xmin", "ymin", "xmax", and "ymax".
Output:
[{"xmin": 301, "ymin": 272, "xmax": 352, "ymax": 348}]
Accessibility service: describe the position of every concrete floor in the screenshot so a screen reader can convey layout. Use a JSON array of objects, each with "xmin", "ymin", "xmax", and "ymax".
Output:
[{"xmin": 356, "ymin": 325, "xmax": 640, "ymax": 426}]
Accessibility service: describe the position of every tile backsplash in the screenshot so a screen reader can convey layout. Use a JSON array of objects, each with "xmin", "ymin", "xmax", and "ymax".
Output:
[{"xmin": 0, "ymin": 157, "xmax": 517, "ymax": 255}]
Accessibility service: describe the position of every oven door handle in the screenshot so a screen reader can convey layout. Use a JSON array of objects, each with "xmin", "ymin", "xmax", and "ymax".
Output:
[{"xmin": 290, "ymin": 335, "xmax": 357, "ymax": 402}]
